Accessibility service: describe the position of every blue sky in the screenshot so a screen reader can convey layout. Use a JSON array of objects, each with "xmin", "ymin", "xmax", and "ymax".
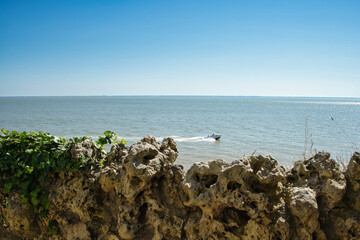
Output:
[{"xmin": 0, "ymin": 0, "xmax": 359, "ymax": 97}]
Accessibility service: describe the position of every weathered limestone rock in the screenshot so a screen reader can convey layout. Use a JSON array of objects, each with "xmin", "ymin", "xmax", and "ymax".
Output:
[
  {"xmin": 71, "ymin": 138, "xmax": 106, "ymax": 160},
  {"xmin": 160, "ymin": 137, "xmax": 178, "ymax": 163},
  {"xmin": 0, "ymin": 193, "xmax": 39, "ymax": 239},
  {"xmin": 346, "ymin": 152, "xmax": 360, "ymax": 194},
  {"xmin": 183, "ymin": 155, "xmax": 287, "ymax": 239},
  {"xmin": 1, "ymin": 139, "xmax": 360, "ymax": 240},
  {"xmin": 107, "ymin": 142, "xmax": 129, "ymax": 164},
  {"xmin": 288, "ymin": 187, "xmax": 325, "ymax": 240},
  {"xmin": 325, "ymin": 151, "xmax": 360, "ymax": 240},
  {"xmin": 287, "ymin": 152, "xmax": 346, "ymax": 211}
]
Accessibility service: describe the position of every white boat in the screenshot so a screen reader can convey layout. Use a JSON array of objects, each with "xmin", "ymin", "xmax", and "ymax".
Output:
[{"xmin": 206, "ymin": 133, "xmax": 221, "ymax": 140}]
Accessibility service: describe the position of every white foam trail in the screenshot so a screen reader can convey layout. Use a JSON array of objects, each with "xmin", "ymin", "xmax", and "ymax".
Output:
[
  {"xmin": 168, "ymin": 136, "xmax": 216, "ymax": 142},
  {"xmin": 84, "ymin": 135, "xmax": 219, "ymax": 143}
]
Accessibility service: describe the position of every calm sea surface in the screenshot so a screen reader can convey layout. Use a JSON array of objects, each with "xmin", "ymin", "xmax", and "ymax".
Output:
[{"xmin": 1, "ymin": 96, "xmax": 359, "ymax": 169}]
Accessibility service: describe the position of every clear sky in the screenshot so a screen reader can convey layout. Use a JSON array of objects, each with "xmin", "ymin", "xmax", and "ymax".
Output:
[{"xmin": 0, "ymin": 0, "xmax": 359, "ymax": 97}]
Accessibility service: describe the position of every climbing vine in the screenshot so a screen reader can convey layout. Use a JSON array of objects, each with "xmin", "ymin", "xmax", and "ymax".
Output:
[{"xmin": 0, "ymin": 129, "xmax": 125, "ymax": 216}]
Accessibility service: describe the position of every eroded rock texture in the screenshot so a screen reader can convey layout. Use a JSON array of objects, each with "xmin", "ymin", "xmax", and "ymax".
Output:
[{"xmin": 0, "ymin": 137, "xmax": 359, "ymax": 240}]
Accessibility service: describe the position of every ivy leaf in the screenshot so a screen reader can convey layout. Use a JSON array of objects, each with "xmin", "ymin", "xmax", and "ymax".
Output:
[
  {"xmin": 20, "ymin": 194, "xmax": 28, "ymax": 204},
  {"xmin": 40, "ymin": 194, "xmax": 50, "ymax": 210},
  {"xmin": 99, "ymin": 160, "xmax": 104, "ymax": 167},
  {"xmin": 4, "ymin": 182, "xmax": 12, "ymax": 193}
]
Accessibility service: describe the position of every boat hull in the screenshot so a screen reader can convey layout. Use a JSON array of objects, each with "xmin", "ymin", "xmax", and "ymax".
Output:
[{"xmin": 206, "ymin": 134, "xmax": 221, "ymax": 140}]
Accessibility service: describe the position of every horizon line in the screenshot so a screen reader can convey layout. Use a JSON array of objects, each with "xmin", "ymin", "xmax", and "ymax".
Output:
[{"xmin": 0, "ymin": 94, "xmax": 360, "ymax": 98}]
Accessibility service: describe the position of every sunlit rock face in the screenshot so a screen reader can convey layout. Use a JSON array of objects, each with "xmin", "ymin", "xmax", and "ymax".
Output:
[{"xmin": 1, "ymin": 137, "xmax": 359, "ymax": 240}]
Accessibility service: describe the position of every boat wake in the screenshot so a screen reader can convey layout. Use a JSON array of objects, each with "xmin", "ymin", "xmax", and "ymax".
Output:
[
  {"xmin": 168, "ymin": 136, "xmax": 217, "ymax": 142},
  {"xmin": 121, "ymin": 136, "xmax": 217, "ymax": 143}
]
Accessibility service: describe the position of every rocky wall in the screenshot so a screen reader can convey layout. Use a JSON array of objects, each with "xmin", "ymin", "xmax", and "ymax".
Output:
[{"xmin": 0, "ymin": 136, "xmax": 359, "ymax": 239}]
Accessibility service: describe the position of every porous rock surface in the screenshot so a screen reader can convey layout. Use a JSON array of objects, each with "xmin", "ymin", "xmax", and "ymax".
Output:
[{"xmin": 1, "ymin": 136, "xmax": 359, "ymax": 239}]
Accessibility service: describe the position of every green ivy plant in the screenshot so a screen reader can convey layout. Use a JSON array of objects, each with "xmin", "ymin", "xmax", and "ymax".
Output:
[
  {"xmin": 96, "ymin": 130, "xmax": 126, "ymax": 147},
  {"xmin": 0, "ymin": 129, "xmax": 125, "ymax": 217},
  {"xmin": 48, "ymin": 220, "xmax": 60, "ymax": 235}
]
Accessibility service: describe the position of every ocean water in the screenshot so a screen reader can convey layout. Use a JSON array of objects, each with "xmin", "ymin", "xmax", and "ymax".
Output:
[{"xmin": 1, "ymin": 96, "xmax": 359, "ymax": 169}]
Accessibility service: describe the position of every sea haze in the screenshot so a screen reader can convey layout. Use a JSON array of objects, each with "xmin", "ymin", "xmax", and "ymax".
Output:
[{"xmin": 1, "ymin": 96, "xmax": 359, "ymax": 169}]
